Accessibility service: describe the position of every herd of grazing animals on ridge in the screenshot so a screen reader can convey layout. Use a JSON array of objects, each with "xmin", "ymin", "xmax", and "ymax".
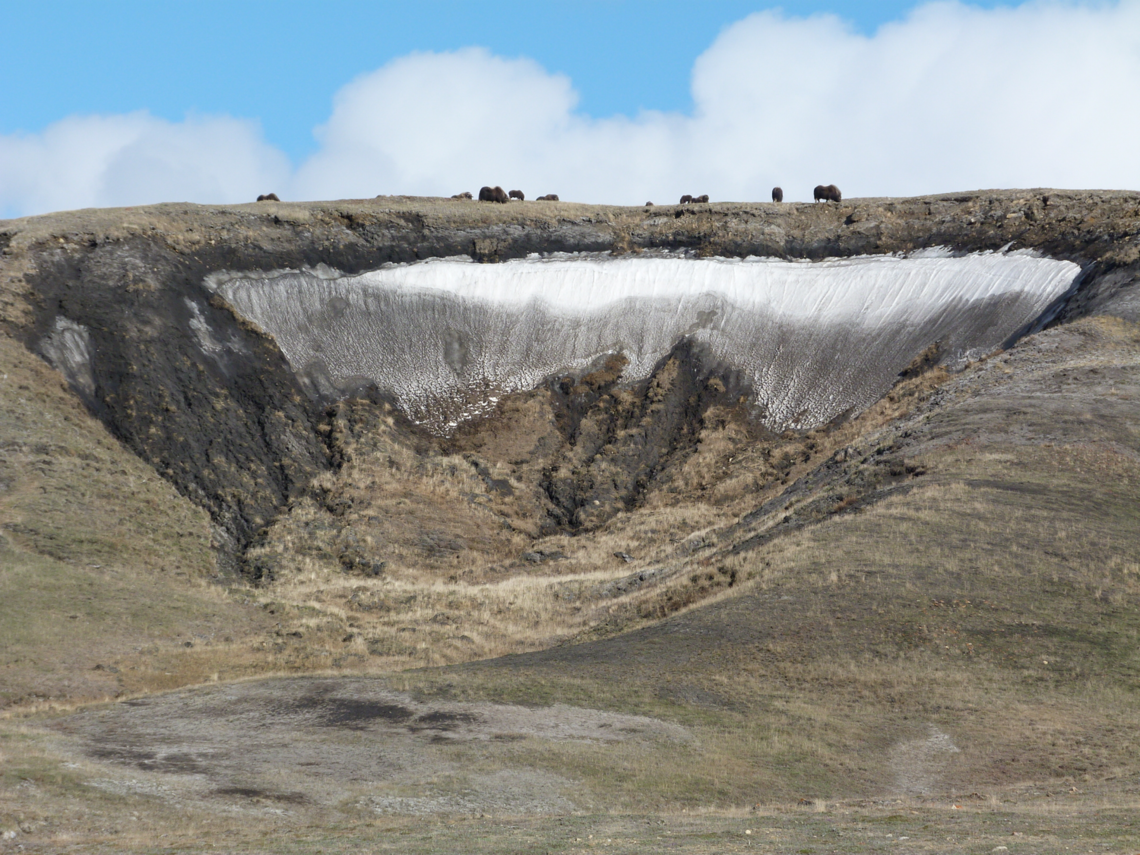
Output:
[
  {"xmin": 455, "ymin": 184, "xmax": 841, "ymax": 206},
  {"xmin": 254, "ymin": 184, "xmax": 842, "ymax": 206}
]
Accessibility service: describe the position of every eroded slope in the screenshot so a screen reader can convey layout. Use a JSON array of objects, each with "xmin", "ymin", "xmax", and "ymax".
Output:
[
  {"xmin": 0, "ymin": 198, "xmax": 1138, "ymax": 843},
  {"xmin": 2, "ymin": 190, "xmax": 1138, "ymax": 568}
]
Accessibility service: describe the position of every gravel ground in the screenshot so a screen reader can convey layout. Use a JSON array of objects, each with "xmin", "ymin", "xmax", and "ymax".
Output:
[{"xmin": 46, "ymin": 677, "xmax": 689, "ymax": 817}]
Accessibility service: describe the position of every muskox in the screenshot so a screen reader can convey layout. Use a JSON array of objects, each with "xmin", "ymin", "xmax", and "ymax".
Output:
[
  {"xmin": 536, "ymin": 193, "xmax": 559, "ymax": 201},
  {"xmin": 451, "ymin": 191, "xmax": 473, "ymax": 199},
  {"xmin": 679, "ymin": 194, "xmax": 694, "ymax": 204},
  {"xmin": 694, "ymin": 194, "xmax": 709, "ymax": 203},
  {"xmin": 256, "ymin": 193, "xmax": 280, "ymax": 202},
  {"xmin": 814, "ymin": 184, "xmax": 841, "ymax": 203},
  {"xmin": 509, "ymin": 189, "xmax": 525, "ymax": 201},
  {"xmin": 479, "ymin": 186, "xmax": 510, "ymax": 203},
  {"xmin": 772, "ymin": 187, "xmax": 783, "ymax": 203},
  {"xmin": 645, "ymin": 201, "xmax": 655, "ymax": 207}
]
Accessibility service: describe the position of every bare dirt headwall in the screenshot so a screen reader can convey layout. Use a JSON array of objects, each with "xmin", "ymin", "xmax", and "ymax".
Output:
[{"xmin": 2, "ymin": 190, "xmax": 1137, "ymax": 569}]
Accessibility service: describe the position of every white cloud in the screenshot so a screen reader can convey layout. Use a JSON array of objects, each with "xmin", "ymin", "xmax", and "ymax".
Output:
[
  {"xmin": 292, "ymin": 48, "xmax": 581, "ymax": 201},
  {"xmin": 0, "ymin": 112, "xmax": 290, "ymax": 218},
  {"xmin": 3, "ymin": 1, "xmax": 1139, "ymax": 217}
]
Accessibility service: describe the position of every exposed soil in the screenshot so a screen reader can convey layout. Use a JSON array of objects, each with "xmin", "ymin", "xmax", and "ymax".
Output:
[
  {"xmin": 45, "ymin": 677, "xmax": 689, "ymax": 817},
  {"xmin": 2, "ymin": 191, "xmax": 1138, "ymax": 568}
]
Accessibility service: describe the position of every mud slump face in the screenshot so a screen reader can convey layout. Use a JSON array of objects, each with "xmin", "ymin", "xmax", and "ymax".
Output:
[
  {"xmin": 50, "ymin": 678, "xmax": 689, "ymax": 815},
  {"xmin": 210, "ymin": 250, "xmax": 1080, "ymax": 433}
]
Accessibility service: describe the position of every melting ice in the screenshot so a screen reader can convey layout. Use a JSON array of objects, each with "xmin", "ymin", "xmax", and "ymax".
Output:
[{"xmin": 210, "ymin": 251, "xmax": 1080, "ymax": 432}]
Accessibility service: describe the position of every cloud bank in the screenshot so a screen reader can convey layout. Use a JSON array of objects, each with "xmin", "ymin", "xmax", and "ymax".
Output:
[
  {"xmin": 3, "ymin": 1, "xmax": 1139, "ymax": 217},
  {"xmin": 0, "ymin": 113, "xmax": 290, "ymax": 218}
]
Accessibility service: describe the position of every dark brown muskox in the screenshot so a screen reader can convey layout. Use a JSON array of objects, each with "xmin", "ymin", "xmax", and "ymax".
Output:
[
  {"xmin": 451, "ymin": 191, "xmax": 473, "ymax": 199},
  {"xmin": 772, "ymin": 187, "xmax": 783, "ymax": 203},
  {"xmin": 679, "ymin": 194, "xmax": 694, "ymax": 204},
  {"xmin": 813, "ymin": 184, "xmax": 841, "ymax": 203},
  {"xmin": 536, "ymin": 194, "xmax": 559, "ymax": 201},
  {"xmin": 479, "ymin": 186, "xmax": 510, "ymax": 203},
  {"xmin": 509, "ymin": 189, "xmax": 525, "ymax": 201},
  {"xmin": 256, "ymin": 193, "xmax": 280, "ymax": 202},
  {"xmin": 645, "ymin": 201, "xmax": 655, "ymax": 207},
  {"xmin": 694, "ymin": 194, "xmax": 710, "ymax": 203}
]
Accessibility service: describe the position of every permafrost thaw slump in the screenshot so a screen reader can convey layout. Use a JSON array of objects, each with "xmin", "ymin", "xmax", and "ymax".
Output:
[{"xmin": 211, "ymin": 251, "xmax": 1081, "ymax": 432}]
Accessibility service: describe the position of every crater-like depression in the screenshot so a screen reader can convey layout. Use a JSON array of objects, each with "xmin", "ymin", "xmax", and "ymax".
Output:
[{"xmin": 210, "ymin": 250, "xmax": 1081, "ymax": 432}]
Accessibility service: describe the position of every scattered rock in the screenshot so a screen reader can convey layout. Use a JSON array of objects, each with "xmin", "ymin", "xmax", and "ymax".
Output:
[{"xmin": 522, "ymin": 550, "xmax": 567, "ymax": 564}]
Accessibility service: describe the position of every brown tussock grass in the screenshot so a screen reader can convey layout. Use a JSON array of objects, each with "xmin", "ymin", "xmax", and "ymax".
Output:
[{"xmin": 228, "ymin": 344, "xmax": 965, "ymax": 677}]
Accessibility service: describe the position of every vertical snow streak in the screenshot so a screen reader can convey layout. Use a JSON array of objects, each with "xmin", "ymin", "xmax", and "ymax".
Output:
[{"xmin": 215, "ymin": 252, "xmax": 1080, "ymax": 432}]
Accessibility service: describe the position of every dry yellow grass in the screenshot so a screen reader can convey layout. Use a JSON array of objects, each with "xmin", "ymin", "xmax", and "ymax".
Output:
[
  {"xmin": 200, "ymin": 320, "xmax": 1140, "ymax": 690},
  {"xmin": 224, "ymin": 347, "xmax": 962, "ymax": 678},
  {"xmin": 1, "ymin": 308, "xmax": 1138, "ymax": 853}
]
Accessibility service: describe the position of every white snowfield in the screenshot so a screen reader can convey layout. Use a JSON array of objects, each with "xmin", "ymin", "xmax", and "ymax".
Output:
[{"xmin": 211, "ymin": 250, "xmax": 1080, "ymax": 432}]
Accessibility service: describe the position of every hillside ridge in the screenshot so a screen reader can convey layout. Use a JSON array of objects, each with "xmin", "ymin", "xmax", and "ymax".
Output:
[
  {"xmin": 0, "ymin": 192, "xmax": 1138, "ymax": 844},
  {"xmin": 2, "ymin": 190, "xmax": 1138, "ymax": 564}
]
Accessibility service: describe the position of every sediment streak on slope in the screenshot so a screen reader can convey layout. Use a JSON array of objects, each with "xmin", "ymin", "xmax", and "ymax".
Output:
[{"xmin": 211, "ymin": 251, "xmax": 1080, "ymax": 432}]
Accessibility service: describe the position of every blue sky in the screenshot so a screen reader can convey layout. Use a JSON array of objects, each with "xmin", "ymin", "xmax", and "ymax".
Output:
[
  {"xmin": 5, "ymin": 1, "xmax": 1016, "ymax": 162},
  {"xmin": 3, "ymin": 1, "xmax": 1138, "ymax": 216}
]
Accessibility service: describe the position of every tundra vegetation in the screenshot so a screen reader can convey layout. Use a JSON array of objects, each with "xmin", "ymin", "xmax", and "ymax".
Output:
[{"xmin": 0, "ymin": 191, "xmax": 1138, "ymax": 852}]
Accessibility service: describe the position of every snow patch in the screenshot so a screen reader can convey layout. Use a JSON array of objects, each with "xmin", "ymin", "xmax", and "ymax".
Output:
[
  {"xmin": 39, "ymin": 317, "xmax": 96, "ymax": 401},
  {"xmin": 212, "ymin": 251, "xmax": 1080, "ymax": 432}
]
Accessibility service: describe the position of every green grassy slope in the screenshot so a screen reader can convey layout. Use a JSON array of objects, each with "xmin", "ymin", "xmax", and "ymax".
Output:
[{"xmin": 0, "ymin": 333, "xmax": 270, "ymax": 707}]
